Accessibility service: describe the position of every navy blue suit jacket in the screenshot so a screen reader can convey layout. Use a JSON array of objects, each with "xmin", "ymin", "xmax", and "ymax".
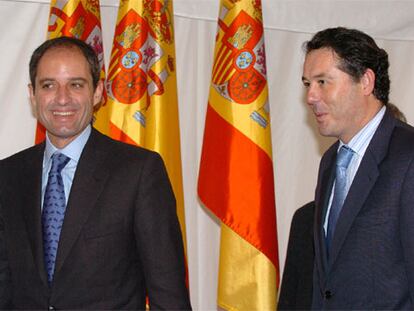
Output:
[{"xmin": 313, "ymin": 109, "xmax": 414, "ymax": 309}]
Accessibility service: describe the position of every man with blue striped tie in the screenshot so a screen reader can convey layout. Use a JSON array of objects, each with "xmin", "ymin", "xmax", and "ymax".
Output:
[{"xmin": 302, "ymin": 27, "xmax": 414, "ymax": 309}]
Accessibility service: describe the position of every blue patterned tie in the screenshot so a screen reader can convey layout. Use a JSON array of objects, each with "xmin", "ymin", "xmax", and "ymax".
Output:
[
  {"xmin": 326, "ymin": 145, "xmax": 354, "ymax": 253},
  {"xmin": 42, "ymin": 152, "xmax": 70, "ymax": 284}
]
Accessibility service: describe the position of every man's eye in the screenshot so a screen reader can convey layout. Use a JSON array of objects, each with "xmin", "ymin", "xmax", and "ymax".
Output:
[
  {"xmin": 41, "ymin": 83, "xmax": 54, "ymax": 89},
  {"xmin": 71, "ymin": 83, "xmax": 83, "ymax": 89},
  {"xmin": 318, "ymin": 79, "xmax": 326, "ymax": 85},
  {"xmin": 303, "ymin": 81, "xmax": 310, "ymax": 88}
]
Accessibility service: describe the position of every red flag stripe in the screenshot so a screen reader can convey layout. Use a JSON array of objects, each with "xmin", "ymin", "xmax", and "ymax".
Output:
[
  {"xmin": 198, "ymin": 104, "xmax": 279, "ymax": 268},
  {"xmin": 109, "ymin": 122, "xmax": 138, "ymax": 146}
]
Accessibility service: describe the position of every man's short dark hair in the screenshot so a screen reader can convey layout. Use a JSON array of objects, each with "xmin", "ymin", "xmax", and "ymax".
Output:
[
  {"xmin": 29, "ymin": 36, "xmax": 100, "ymax": 91},
  {"xmin": 304, "ymin": 27, "xmax": 390, "ymax": 105}
]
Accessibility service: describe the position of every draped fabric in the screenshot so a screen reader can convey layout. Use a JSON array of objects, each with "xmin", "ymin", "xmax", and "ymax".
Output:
[
  {"xmin": 93, "ymin": 0, "xmax": 188, "ymax": 257},
  {"xmin": 35, "ymin": 0, "xmax": 105, "ymax": 144},
  {"xmin": 198, "ymin": 1, "xmax": 278, "ymax": 309},
  {"xmin": 2, "ymin": 1, "xmax": 414, "ymax": 309}
]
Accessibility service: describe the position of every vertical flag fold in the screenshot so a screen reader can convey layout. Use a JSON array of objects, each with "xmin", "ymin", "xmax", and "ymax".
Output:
[
  {"xmin": 198, "ymin": 0, "xmax": 279, "ymax": 310},
  {"xmin": 94, "ymin": 0, "xmax": 188, "ymax": 261},
  {"xmin": 36, "ymin": 0, "xmax": 106, "ymax": 144}
]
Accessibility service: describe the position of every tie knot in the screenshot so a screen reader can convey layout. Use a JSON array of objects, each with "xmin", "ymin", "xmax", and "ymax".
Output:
[
  {"xmin": 50, "ymin": 152, "xmax": 70, "ymax": 174},
  {"xmin": 336, "ymin": 145, "xmax": 354, "ymax": 169}
]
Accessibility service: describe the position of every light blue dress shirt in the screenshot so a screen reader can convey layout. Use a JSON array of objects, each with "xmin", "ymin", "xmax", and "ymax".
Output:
[
  {"xmin": 41, "ymin": 125, "xmax": 91, "ymax": 208},
  {"xmin": 324, "ymin": 106, "xmax": 386, "ymax": 234}
]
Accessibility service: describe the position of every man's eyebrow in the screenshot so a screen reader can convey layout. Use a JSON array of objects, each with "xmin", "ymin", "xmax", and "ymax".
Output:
[
  {"xmin": 38, "ymin": 78, "xmax": 54, "ymax": 84},
  {"xmin": 37, "ymin": 77, "xmax": 88, "ymax": 83},
  {"xmin": 68, "ymin": 77, "xmax": 88, "ymax": 82},
  {"xmin": 302, "ymin": 73, "xmax": 327, "ymax": 81}
]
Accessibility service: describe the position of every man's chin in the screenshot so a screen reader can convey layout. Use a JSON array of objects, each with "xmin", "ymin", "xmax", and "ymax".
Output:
[
  {"xmin": 317, "ymin": 127, "xmax": 336, "ymax": 138},
  {"xmin": 46, "ymin": 127, "xmax": 84, "ymax": 144}
]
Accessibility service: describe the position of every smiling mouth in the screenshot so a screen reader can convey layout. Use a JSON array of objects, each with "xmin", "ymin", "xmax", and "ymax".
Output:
[
  {"xmin": 53, "ymin": 111, "xmax": 75, "ymax": 116},
  {"xmin": 315, "ymin": 112, "xmax": 327, "ymax": 122}
]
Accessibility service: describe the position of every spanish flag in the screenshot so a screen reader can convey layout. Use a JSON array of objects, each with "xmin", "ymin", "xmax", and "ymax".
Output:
[
  {"xmin": 35, "ymin": 0, "xmax": 106, "ymax": 144},
  {"xmin": 198, "ymin": 0, "xmax": 279, "ymax": 309},
  {"xmin": 94, "ymin": 0, "xmax": 188, "ymax": 261}
]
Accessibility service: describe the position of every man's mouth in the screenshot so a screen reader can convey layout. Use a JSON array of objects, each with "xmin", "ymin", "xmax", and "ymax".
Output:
[
  {"xmin": 314, "ymin": 112, "xmax": 327, "ymax": 122},
  {"xmin": 53, "ymin": 111, "xmax": 75, "ymax": 116}
]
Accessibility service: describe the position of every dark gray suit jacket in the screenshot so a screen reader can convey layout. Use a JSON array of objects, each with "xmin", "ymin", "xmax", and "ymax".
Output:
[
  {"xmin": 312, "ymin": 109, "xmax": 414, "ymax": 309},
  {"xmin": 0, "ymin": 129, "xmax": 191, "ymax": 310},
  {"xmin": 278, "ymin": 201, "xmax": 314, "ymax": 310}
]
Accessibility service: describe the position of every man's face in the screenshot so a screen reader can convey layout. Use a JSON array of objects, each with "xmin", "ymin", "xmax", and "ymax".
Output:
[
  {"xmin": 29, "ymin": 47, "xmax": 103, "ymax": 148},
  {"xmin": 302, "ymin": 48, "xmax": 367, "ymax": 143}
]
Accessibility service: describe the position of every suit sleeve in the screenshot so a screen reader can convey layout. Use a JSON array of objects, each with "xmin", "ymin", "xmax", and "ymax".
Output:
[
  {"xmin": 278, "ymin": 202, "xmax": 315, "ymax": 310},
  {"xmin": 278, "ymin": 209, "xmax": 302, "ymax": 310},
  {"xmin": 0, "ymin": 198, "xmax": 11, "ymax": 308},
  {"xmin": 400, "ymin": 157, "xmax": 414, "ymax": 303},
  {"xmin": 133, "ymin": 152, "xmax": 191, "ymax": 310}
]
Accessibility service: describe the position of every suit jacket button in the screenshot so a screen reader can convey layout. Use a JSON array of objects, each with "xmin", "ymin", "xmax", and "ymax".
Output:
[
  {"xmin": 48, "ymin": 306, "xmax": 56, "ymax": 310},
  {"xmin": 324, "ymin": 290, "xmax": 332, "ymax": 299}
]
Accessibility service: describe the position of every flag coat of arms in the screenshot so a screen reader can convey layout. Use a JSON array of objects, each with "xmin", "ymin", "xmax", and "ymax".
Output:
[
  {"xmin": 94, "ymin": 0, "xmax": 188, "ymax": 258},
  {"xmin": 198, "ymin": 0, "xmax": 279, "ymax": 309}
]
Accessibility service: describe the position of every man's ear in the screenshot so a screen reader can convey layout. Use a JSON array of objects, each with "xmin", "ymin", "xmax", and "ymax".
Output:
[
  {"xmin": 361, "ymin": 68, "xmax": 376, "ymax": 96},
  {"xmin": 93, "ymin": 80, "xmax": 104, "ymax": 108},
  {"xmin": 28, "ymin": 83, "xmax": 38, "ymax": 118}
]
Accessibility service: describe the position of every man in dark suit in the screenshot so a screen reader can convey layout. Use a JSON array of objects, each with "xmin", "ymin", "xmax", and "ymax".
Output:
[
  {"xmin": 0, "ymin": 37, "xmax": 191, "ymax": 309},
  {"xmin": 278, "ymin": 201, "xmax": 315, "ymax": 310},
  {"xmin": 302, "ymin": 27, "xmax": 414, "ymax": 309}
]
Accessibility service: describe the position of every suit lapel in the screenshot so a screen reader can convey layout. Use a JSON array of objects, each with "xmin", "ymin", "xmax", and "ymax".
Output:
[
  {"xmin": 54, "ymin": 130, "xmax": 111, "ymax": 275},
  {"xmin": 314, "ymin": 144, "xmax": 336, "ymax": 284},
  {"xmin": 20, "ymin": 143, "xmax": 49, "ymax": 286},
  {"xmin": 328, "ymin": 110, "xmax": 396, "ymax": 267}
]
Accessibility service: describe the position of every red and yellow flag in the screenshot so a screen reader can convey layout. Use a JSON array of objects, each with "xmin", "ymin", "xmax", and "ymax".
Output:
[
  {"xmin": 35, "ymin": 0, "xmax": 105, "ymax": 144},
  {"xmin": 94, "ymin": 0, "xmax": 187, "ymax": 260},
  {"xmin": 198, "ymin": 0, "xmax": 279, "ymax": 309}
]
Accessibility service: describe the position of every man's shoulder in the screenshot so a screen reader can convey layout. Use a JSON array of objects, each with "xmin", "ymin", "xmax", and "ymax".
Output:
[
  {"xmin": 0, "ymin": 143, "xmax": 43, "ymax": 166},
  {"xmin": 90, "ymin": 129, "xmax": 162, "ymax": 163},
  {"xmin": 376, "ymin": 108, "xmax": 414, "ymax": 146},
  {"xmin": 0, "ymin": 143, "xmax": 43, "ymax": 189},
  {"xmin": 293, "ymin": 201, "xmax": 315, "ymax": 222},
  {"xmin": 389, "ymin": 120, "xmax": 414, "ymax": 153},
  {"xmin": 366, "ymin": 115, "xmax": 414, "ymax": 164},
  {"xmin": 393, "ymin": 119, "xmax": 414, "ymax": 138}
]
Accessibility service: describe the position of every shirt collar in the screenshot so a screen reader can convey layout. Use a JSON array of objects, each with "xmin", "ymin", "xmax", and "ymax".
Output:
[
  {"xmin": 44, "ymin": 125, "xmax": 92, "ymax": 164},
  {"xmin": 338, "ymin": 105, "xmax": 386, "ymax": 155}
]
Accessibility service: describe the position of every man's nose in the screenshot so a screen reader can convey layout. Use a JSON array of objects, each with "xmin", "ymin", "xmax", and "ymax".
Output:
[
  {"xmin": 56, "ymin": 86, "xmax": 70, "ymax": 104},
  {"xmin": 306, "ymin": 84, "xmax": 319, "ymax": 106}
]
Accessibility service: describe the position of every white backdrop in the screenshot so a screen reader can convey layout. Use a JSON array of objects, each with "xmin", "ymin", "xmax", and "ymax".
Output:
[{"xmin": 2, "ymin": 0, "xmax": 414, "ymax": 310}]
